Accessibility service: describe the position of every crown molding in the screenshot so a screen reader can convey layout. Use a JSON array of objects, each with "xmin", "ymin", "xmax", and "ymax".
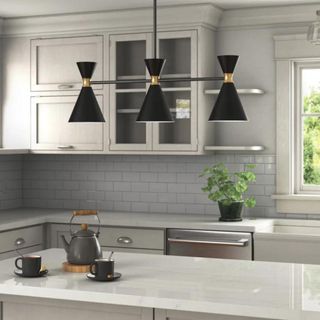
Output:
[
  {"xmin": 219, "ymin": 3, "xmax": 319, "ymax": 30},
  {"xmin": 1, "ymin": 4, "xmax": 222, "ymax": 37}
]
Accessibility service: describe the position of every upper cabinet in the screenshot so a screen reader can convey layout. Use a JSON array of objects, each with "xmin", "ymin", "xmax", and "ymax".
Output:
[
  {"xmin": 31, "ymin": 36, "xmax": 103, "ymax": 92},
  {"xmin": 109, "ymin": 30, "xmax": 199, "ymax": 153},
  {"xmin": 31, "ymin": 95, "xmax": 104, "ymax": 151}
]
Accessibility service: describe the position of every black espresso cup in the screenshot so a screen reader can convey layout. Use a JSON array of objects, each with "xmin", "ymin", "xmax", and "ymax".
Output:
[
  {"xmin": 90, "ymin": 258, "xmax": 114, "ymax": 280},
  {"xmin": 15, "ymin": 255, "xmax": 41, "ymax": 276}
]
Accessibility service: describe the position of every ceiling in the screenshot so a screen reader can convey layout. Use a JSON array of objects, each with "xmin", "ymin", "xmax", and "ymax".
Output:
[{"xmin": 0, "ymin": 0, "xmax": 318, "ymax": 18}]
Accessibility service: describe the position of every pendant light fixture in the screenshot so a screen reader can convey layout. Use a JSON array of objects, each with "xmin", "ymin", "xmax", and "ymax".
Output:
[
  {"xmin": 69, "ymin": 0, "xmax": 248, "ymax": 123},
  {"xmin": 308, "ymin": 10, "xmax": 320, "ymax": 45},
  {"xmin": 209, "ymin": 55, "xmax": 247, "ymax": 121},
  {"xmin": 69, "ymin": 62, "xmax": 105, "ymax": 122}
]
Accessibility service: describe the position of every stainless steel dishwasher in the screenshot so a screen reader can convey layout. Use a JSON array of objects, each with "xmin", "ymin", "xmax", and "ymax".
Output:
[{"xmin": 166, "ymin": 229, "xmax": 253, "ymax": 260}]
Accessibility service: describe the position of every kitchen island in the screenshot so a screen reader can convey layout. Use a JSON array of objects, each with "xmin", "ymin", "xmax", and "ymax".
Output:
[{"xmin": 0, "ymin": 249, "xmax": 318, "ymax": 320}]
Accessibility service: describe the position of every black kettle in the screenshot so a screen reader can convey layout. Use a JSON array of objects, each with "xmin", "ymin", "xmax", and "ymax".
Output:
[{"xmin": 61, "ymin": 210, "xmax": 102, "ymax": 265}]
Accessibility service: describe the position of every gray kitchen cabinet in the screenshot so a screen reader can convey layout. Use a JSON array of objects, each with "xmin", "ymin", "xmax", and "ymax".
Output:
[
  {"xmin": 31, "ymin": 35, "xmax": 103, "ymax": 92},
  {"xmin": 3, "ymin": 301, "xmax": 152, "ymax": 320},
  {"xmin": 254, "ymin": 233, "xmax": 320, "ymax": 264},
  {"xmin": 31, "ymin": 95, "xmax": 104, "ymax": 151},
  {"xmin": 0, "ymin": 225, "xmax": 44, "ymax": 260},
  {"xmin": 109, "ymin": 30, "xmax": 201, "ymax": 153},
  {"xmin": 48, "ymin": 224, "xmax": 165, "ymax": 254},
  {"xmin": 155, "ymin": 309, "xmax": 277, "ymax": 320}
]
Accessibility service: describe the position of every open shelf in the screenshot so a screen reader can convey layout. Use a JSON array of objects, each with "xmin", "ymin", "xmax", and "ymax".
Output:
[
  {"xmin": 117, "ymin": 108, "xmax": 182, "ymax": 114},
  {"xmin": 115, "ymin": 87, "xmax": 191, "ymax": 93},
  {"xmin": 116, "ymin": 73, "xmax": 191, "ymax": 81},
  {"xmin": 115, "ymin": 89, "xmax": 146, "ymax": 93},
  {"xmin": 204, "ymin": 146, "xmax": 265, "ymax": 151},
  {"xmin": 162, "ymin": 87, "xmax": 191, "ymax": 92},
  {"xmin": 205, "ymin": 88, "xmax": 264, "ymax": 95},
  {"xmin": 117, "ymin": 75, "xmax": 145, "ymax": 80}
]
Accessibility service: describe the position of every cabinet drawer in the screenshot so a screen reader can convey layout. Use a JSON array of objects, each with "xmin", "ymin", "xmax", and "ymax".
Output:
[
  {"xmin": 103, "ymin": 246, "xmax": 163, "ymax": 255},
  {"xmin": 31, "ymin": 35, "xmax": 103, "ymax": 92},
  {"xmin": 0, "ymin": 244, "xmax": 44, "ymax": 261},
  {"xmin": 0, "ymin": 225, "xmax": 43, "ymax": 254},
  {"xmin": 99, "ymin": 227, "xmax": 164, "ymax": 250},
  {"xmin": 31, "ymin": 95, "xmax": 104, "ymax": 151}
]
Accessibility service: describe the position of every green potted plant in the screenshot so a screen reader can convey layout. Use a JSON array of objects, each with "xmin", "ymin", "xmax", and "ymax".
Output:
[{"xmin": 200, "ymin": 163, "xmax": 256, "ymax": 221}]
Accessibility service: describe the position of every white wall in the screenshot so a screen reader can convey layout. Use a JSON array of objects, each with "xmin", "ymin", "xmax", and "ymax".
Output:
[{"xmin": 215, "ymin": 25, "xmax": 307, "ymax": 154}]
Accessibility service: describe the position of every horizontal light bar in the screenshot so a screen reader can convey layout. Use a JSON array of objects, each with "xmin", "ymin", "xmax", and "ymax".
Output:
[{"xmin": 90, "ymin": 76, "xmax": 224, "ymax": 85}]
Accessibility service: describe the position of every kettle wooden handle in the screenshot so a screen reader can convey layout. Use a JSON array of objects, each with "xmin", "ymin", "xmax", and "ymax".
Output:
[{"xmin": 73, "ymin": 210, "xmax": 97, "ymax": 216}]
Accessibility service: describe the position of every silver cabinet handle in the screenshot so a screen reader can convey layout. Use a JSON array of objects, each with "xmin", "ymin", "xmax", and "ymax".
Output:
[
  {"xmin": 58, "ymin": 84, "xmax": 74, "ymax": 89},
  {"xmin": 58, "ymin": 145, "xmax": 74, "ymax": 150},
  {"xmin": 15, "ymin": 238, "xmax": 26, "ymax": 247},
  {"xmin": 167, "ymin": 238, "xmax": 249, "ymax": 247},
  {"xmin": 117, "ymin": 236, "xmax": 133, "ymax": 245}
]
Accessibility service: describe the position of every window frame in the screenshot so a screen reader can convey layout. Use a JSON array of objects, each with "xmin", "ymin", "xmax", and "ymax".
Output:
[
  {"xmin": 273, "ymin": 34, "xmax": 320, "ymax": 214},
  {"xmin": 295, "ymin": 62, "xmax": 320, "ymax": 194}
]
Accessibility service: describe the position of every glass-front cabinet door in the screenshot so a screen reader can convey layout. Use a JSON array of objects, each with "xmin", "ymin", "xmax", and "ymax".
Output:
[
  {"xmin": 109, "ymin": 33, "xmax": 152, "ymax": 151},
  {"xmin": 153, "ymin": 30, "xmax": 198, "ymax": 151}
]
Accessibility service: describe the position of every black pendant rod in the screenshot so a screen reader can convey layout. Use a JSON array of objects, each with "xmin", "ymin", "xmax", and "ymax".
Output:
[
  {"xmin": 153, "ymin": 0, "xmax": 157, "ymax": 59},
  {"xmin": 91, "ymin": 76, "xmax": 224, "ymax": 85}
]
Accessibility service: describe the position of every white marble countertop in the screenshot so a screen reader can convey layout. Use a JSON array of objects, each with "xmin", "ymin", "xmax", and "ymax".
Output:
[
  {"xmin": 0, "ymin": 208, "xmax": 273, "ymax": 232},
  {"xmin": 0, "ymin": 248, "xmax": 318, "ymax": 319}
]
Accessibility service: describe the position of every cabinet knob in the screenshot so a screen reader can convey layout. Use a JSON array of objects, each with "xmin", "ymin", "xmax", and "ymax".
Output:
[
  {"xmin": 15, "ymin": 237, "xmax": 26, "ymax": 247},
  {"xmin": 58, "ymin": 84, "xmax": 74, "ymax": 89},
  {"xmin": 58, "ymin": 145, "xmax": 74, "ymax": 150},
  {"xmin": 117, "ymin": 236, "xmax": 133, "ymax": 245}
]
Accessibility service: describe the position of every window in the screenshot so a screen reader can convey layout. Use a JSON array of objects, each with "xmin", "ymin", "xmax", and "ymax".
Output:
[
  {"xmin": 273, "ymin": 34, "xmax": 320, "ymax": 214},
  {"xmin": 296, "ymin": 63, "xmax": 320, "ymax": 193}
]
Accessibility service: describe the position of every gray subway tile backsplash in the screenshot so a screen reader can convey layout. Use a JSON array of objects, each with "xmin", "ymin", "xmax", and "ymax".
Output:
[
  {"xmin": 0, "ymin": 153, "xmax": 296, "ymax": 218},
  {"xmin": 19, "ymin": 153, "xmax": 278, "ymax": 217}
]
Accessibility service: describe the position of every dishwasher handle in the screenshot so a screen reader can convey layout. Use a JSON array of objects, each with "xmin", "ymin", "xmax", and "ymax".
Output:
[{"xmin": 167, "ymin": 237, "xmax": 249, "ymax": 247}]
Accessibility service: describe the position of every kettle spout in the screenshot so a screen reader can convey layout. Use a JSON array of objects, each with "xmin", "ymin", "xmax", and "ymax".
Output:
[{"xmin": 60, "ymin": 235, "xmax": 70, "ymax": 253}]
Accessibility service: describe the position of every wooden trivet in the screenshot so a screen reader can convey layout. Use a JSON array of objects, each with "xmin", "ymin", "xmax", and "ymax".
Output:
[{"xmin": 62, "ymin": 262, "xmax": 90, "ymax": 273}]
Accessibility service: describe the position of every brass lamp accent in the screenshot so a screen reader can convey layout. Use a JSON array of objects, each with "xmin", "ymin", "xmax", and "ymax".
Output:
[
  {"xmin": 224, "ymin": 73, "xmax": 234, "ymax": 83},
  {"xmin": 82, "ymin": 78, "xmax": 91, "ymax": 87}
]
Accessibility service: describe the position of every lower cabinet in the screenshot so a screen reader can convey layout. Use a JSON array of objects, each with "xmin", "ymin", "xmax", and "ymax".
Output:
[
  {"xmin": 254, "ymin": 233, "xmax": 320, "ymax": 264},
  {"xmin": 155, "ymin": 309, "xmax": 277, "ymax": 320},
  {"xmin": 0, "ymin": 225, "xmax": 44, "ymax": 260},
  {"xmin": 2, "ymin": 301, "xmax": 152, "ymax": 320},
  {"xmin": 48, "ymin": 223, "xmax": 165, "ymax": 254}
]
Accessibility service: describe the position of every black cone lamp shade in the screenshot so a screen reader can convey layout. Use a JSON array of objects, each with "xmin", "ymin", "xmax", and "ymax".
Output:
[
  {"xmin": 209, "ymin": 55, "xmax": 248, "ymax": 122},
  {"xmin": 69, "ymin": 62, "xmax": 105, "ymax": 122},
  {"xmin": 136, "ymin": 59, "xmax": 173, "ymax": 123}
]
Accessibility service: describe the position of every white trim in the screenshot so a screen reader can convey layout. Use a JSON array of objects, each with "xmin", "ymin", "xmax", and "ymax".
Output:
[
  {"xmin": 219, "ymin": 3, "xmax": 320, "ymax": 30},
  {"xmin": 1, "ymin": 4, "xmax": 222, "ymax": 37}
]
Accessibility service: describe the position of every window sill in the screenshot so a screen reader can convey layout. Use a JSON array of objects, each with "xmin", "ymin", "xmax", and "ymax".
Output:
[{"xmin": 272, "ymin": 194, "xmax": 320, "ymax": 214}]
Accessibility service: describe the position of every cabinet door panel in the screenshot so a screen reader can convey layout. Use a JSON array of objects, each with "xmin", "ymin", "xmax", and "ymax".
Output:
[
  {"xmin": 109, "ymin": 33, "xmax": 152, "ymax": 151},
  {"xmin": 155, "ymin": 309, "xmax": 274, "ymax": 320},
  {"xmin": 31, "ymin": 96, "xmax": 104, "ymax": 151},
  {"xmin": 4, "ymin": 302, "xmax": 152, "ymax": 320},
  {"xmin": 31, "ymin": 36, "xmax": 103, "ymax": 91},
  {"xmin": 254, "ymin": 234, "xmax": 320, "ymax": 264},
  {"xmin": 153, "ymin": 31, "xmax": 198, "ymax": 151}
]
